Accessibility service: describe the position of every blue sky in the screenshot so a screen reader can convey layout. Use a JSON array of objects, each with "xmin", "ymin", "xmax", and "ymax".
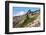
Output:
[{"xmin": 13, "ymin": 7, "xmax": 39, "ymax": 16}]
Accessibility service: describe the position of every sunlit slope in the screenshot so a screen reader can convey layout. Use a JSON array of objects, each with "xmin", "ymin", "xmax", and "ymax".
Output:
[
  {"xmin": 13, "ymin": 9, "xmax": 40, "ymax": 28},
  {"xmin": 13, "ymin": 13, "xmax": 40, "ymax": 28}
]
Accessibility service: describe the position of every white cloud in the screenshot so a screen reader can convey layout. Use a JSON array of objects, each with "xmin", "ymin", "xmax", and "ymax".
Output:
[{"xmin": 15, "ymin": 11, "xmax": 27, "ymax": 16}]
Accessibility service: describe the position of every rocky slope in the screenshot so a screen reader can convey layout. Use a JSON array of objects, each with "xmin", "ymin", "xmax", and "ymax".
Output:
[{"xmin": 13, "ymin": 9, "xmax": 40, "ymax": 28}]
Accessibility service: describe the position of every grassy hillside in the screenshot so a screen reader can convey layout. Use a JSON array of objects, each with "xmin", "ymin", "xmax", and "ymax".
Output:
[
  {"xmin": 13, "ymin": 13, "xmax": 40, "ymax": 28},
  {"xmin": 13, "ymin": 9, "xmax": 40, "ymax": 28}
]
